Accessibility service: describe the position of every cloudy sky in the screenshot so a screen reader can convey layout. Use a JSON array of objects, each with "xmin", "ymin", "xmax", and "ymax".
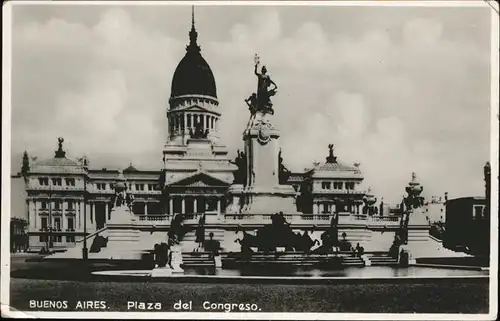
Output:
[{"xmin": 9, "ymin": 3, "xmax": 493, "ymax": 203}]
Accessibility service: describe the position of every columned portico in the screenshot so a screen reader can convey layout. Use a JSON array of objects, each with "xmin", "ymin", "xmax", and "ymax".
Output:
[{"xmin": 167, "ymin": 193, "xmax": 225, "ymax": 214}]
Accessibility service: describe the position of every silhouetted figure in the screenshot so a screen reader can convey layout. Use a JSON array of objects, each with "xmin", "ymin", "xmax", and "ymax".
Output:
[
  {"xmin": 338, "ymin": 232, "xmax": 352, "ymax": 252},
  {"xmin": 301, "ymin": 231, "xmax": 314, "ymax": 253},
  {"xmin": 355, "ymin": 243, "xmax": 362, "ymax": 257},
  {"xmin": 154, "ymin": 242, "xmax": 171, "ymax": 268},
  {"xmin": 194, "ymin": 214, "xmax": 206, "ymax": 252},
  {"xmin": 204, "ymin": 232, "xmax": 221, "ymax": 255}
]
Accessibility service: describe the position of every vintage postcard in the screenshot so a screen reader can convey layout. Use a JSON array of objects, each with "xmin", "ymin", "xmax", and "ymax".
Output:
[{"xmin": 1, "ymin": 0, "xmax": 498, "ymax": 319}]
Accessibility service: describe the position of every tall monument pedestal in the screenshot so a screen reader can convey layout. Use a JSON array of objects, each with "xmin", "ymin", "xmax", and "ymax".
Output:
[{"xmin": 226, "ymin": 112, "xmax": 299, "ymax": 214}]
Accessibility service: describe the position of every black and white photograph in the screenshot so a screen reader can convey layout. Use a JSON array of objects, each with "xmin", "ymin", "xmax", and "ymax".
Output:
[{"xmin": 1, "ymin": 1, "xmax": 498, "ymax": 319}]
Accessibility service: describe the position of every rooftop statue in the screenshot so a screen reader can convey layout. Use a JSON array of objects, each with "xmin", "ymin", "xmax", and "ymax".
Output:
[
  {"xmin": 251, "ymin": 54, "xmax": 278, "ymax": 115},
  {"xmin": 326, "ymin": 144, "xmax": 337, "ymax": 163},
  {"xmin": 58, "ymin": 137, "xmax": 64, "ymax": 150},
  {"xmin": 54, "ymin": 137, "xmax": 66, "ymax": 158}
]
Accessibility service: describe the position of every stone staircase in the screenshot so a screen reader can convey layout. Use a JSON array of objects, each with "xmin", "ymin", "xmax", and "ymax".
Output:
[
  {"xmin": 338, "ymin": 229, "xmax": 373, "ymax": 249},
  {"xmin": 368, "ymin": 253, "xmax": 399, "ymax": 266},
  {"xmin": 220, "ymin": 252, "xmax": 367, "ymax": 269},
  {"xmin": 221, "ymin": 252, "xmax": 321, "ymax": 268},
  {"xmin": 181, "ymin": 252, "xmax": 215, "ymax": 268},
  {"xmin": 367, "ymin": 230, "xmax": 396, "ymax": 252},
  {"xmin": 179, "ymin": 229, "xmax": 225, "ymax": 252},
  {"xmin": 138, "ymin": 230, "xmax": 169, "ymax": 249},
  {"xmin": 107, "ymin": 228, "xmax": 141, "ymax": 243},
  {"xmin": 341, "ymin": 255, "xmax": 365, "ymax": 267}
]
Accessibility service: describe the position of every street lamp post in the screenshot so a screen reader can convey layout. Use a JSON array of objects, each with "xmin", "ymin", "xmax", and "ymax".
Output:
[
  {"xmin": 82, "ymin": 163, "xmax": 88, "ymax": 260},
  {"xmin": 48, "ymin": 182, "xmax": 53, "ymax": 250}
]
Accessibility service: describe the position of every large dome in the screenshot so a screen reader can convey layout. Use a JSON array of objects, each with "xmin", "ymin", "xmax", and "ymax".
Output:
[{"xmin": 170, "ymin": 21, "xmax": 217, "ymax": 99}]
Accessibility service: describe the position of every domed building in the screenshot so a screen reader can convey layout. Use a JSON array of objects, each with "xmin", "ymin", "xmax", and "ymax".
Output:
[{"xmin": 162, "ymin": 12, "xmax": 236, "ymax": 216}]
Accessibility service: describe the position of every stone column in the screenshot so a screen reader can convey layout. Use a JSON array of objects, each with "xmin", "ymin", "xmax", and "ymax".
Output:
[
  {"xmin": 78, "ymin": 200, "xmax": 82, "ymax": 229},
  {"xmin": 87, "ymin": 203, "xmax": 97, "ymax": 231},
  {"xmin": 217, "ymin": 198, "xmax": 221, "ymax": 214},
  {"xmin": 26, "ymin": 200, "xmax": 30, "ymax": 227},
  {"xmin": 60, "ymin": 201, "xmax": 65, "ymax": 231},
  {"xmin": 181, "ymin": 198, "xmax": 185, "ymax": 214},
  {"xmin": 313, "ymin": 202, "xmax": 319, "ymax": 214},
  {"xmin": 184, "ymin": 113, "xmax": 187, "ymax": 134},
  {"xmin": 105, "ymin": 202, "xmax": 109, "ymax": 221},
  {"xmin": 30, "ymin": 200, "xmax": 36, "ymax": 229},
  {"xmin": 144, "ymin": 203, "xmax": 148, "ymax": 216},
  {"xmin": 193, "ymin": 198, "xmax": 198, "ymax": 213},
  {"xmin": 33, "ymin": 200, "xmax": 37, "ymax": 229},
  {"xmin": 169, "ymin": 198, "xmax": 173, "ymax": 215}
]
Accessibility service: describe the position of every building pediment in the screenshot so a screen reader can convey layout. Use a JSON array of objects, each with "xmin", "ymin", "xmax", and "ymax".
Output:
[
  {"xmin": 168, "ymin": 171, "xmax": 230, "ymax": 187},
  {"xmin": 174, "ymin": 104, "xmax": 220, "ymax": 116}
]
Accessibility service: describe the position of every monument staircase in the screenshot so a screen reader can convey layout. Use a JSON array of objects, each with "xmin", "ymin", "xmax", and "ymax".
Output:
[
  {"xmin": 179, "ymin": 229, "xmax": 225, "ymax": 252},
  {"xmin": 341, "ymin": 255, "xmax": 365, "ymax": 267},
  {"xmin": 220, "ymin": 252, "xmax": 369, "ymax": 268},
  {"xmin": 365, "ymin": 230, "xmax": 397, "ymax": 252},
  {"xmin": 367, "ymin": 253, "xmax": 399, "ymax": 266},
  {"xmin": 221, "ymin": 252, "xmax": 321, "ymax": 268},
  {"xmin": 107, "ymin": 228, "xmax": 141, "ymax": 244},
  {"xmin": 181, "ymin": 252, "xmax": 216, "ymax": 268},
  {"xmin": 336, "ymin": 229, "xmax": 373, "ymax": 249}
]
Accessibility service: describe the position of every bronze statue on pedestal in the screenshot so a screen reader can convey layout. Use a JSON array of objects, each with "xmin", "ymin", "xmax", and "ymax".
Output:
[
  {"xmin": 246, "ymin": 54, "xmax": 278, "ymax": 115},
  {"xmin": 230, "ymin": 149, "xmax": 247, "ymax": 185}
]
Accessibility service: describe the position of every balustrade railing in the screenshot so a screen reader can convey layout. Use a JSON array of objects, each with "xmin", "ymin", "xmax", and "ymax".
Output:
[
  {"xmin": 369, "ymin": 216, "xmax": 400, "ymax": 222},
  {"xmin": 132, "ymin": 213, "xmax": 402, "ymax": 226},
  {"xmin": 225, "ymin": 214, "xmax": 254, "ymax": 220},
  {"xmin": 137, "ymin": 215, "xmax": 170, "ymax": 222},
  {"xmin": 300, "ymin": 215, "xmax": 331, "ymax": 221}
]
